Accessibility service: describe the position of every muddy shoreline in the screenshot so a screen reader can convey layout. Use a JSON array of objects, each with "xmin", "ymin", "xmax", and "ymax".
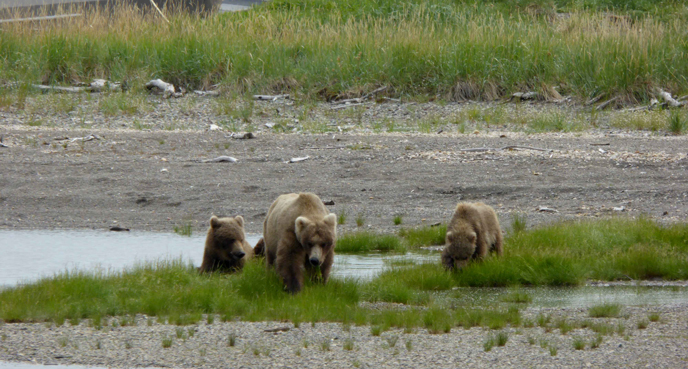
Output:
[{"xmin": 1, "ymin": 127, "xmax": 687, "ymax": 236}]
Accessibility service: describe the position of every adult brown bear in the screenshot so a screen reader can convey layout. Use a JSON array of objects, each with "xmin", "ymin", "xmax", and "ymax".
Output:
[
  {"xmin": 262, "ymin": 193, "xmax": 337, "ymax": 294},
  {"xmin": 442, "ymin": 202, "xmax": 503, "ymax": 271}
]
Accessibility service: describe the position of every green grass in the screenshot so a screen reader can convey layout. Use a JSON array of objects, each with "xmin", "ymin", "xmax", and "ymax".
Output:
[
  {"xmin": 501, "ymin": 289, "xmax": 532, "ymax": 304},
  {"xmin": 1, "ymin": 218, "xmax": 687, "ymax": 325},
  {"xmin": 173, "ymin": 223, "xmax": 193, "ymax": 237},
  {"xmin": 398, "ymin": 224, "xmax": 447, "ymax": 248},
  {"xmin": 669, "ymin": 111, "xmax": 687, "ymax": 135},
  {"xmin": 337, "ymin": 232, "xmax": 406, "ymax": 253},
  {"xmin": 393, "ymin": 215, "xmax": 403, "ymax": 226},
  {"xmin": 589, "ymin": 303, "xmax": 622, "ymax": 318},
  {"xmin": 573, "ymin": 336, "xmax": 586, "ymax": 350},
  {"xmin": 2, "ymin": 0, "xmax": 687, "ymax": 105}
]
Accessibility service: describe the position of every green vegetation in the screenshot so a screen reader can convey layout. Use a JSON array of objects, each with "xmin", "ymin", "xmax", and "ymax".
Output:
[
  {"xmin": 637, "ymin": 319, "xmax": 649, "ymax": 329},
  {"xmin": 337, "ymin": 232, "xmax": 405, "ymax": 253},
  {"xmin": 355, "ymin": 214, "xmax": 365, "ymax": 227},
  {"xmin": 173, "ymin": 222, "xmax": 193, "ymax": 237},
  {"xmin": 1, "ymin": 218, "xmax": 686, "ymax": 326},
  {"xmin": 398, "ymin": 224, "xmax": 447, "ymax": 248},
  {"xmin": 589, "ymin": 303, "xmax": 622, "ymax": 318},
  {"xmin": 573, "ymin": 336, "xmax": 586, "ymax": 350},
  {"xmin": 2, "ymin": 0, "xmax": 686, "ymax": 104},
  {"xmin": 648, "ymin": 313, "xmax": 660, "ymax": 322},
  {"xmin": 501, "ymin": 289, "xmax": 532, "ymax": 304},
  {"xmin": 393, "ymin": 215, "xmax": 403, "ymax": 226}
]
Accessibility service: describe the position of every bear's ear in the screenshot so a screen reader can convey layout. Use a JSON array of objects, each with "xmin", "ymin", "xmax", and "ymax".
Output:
[
  {"xmin": 323, "ymin": 213, "xmax": 336, "ymax": 229},
  {"xmin": 445, "ymin": 231, "xmax": 453, "ymax": 242},
  {"xmin": 467, "ymin": 232, "xmax": 476, "ymax": 242},
  {"xmin": 210, "ymin": 215, "xmax": 221, "ymax": 229},
  {"xmin": 295, "ymin": 216, "xmax": 311, "ymax": 234},
  {"xmin": 234, "ymin": 215, "xmax": 244, "ymax": 228}
]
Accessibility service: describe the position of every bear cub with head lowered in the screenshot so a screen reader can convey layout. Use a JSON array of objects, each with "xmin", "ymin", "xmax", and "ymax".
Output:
[
  {"xmin": 442, "ymin": 202, "xmax": 503, "ymax": 271},
  {"xmin": 262, "ymin": 193, "xmax": 336, "ymax": 294},
  {"xmin": 200, "ymin": 215, "xmax": 254, "ymax": 273}
]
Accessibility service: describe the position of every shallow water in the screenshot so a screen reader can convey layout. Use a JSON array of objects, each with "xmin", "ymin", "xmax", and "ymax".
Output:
[
  {"xmin": 0, "ymin": 230, "xmax": 686, "ymax": 309},
  {"xmin": 0, "ymin": 229, "xmax": 433, "ymax": 287}
]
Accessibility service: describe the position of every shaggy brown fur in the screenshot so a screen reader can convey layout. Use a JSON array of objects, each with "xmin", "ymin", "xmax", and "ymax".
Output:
[
  {"xmin": 199, "ymin": 215, "xmax": 254, "ymax": 273},
  {"xmin": 442, "ymin": 202, "xmax": 503, "ymax": 271},
  {"xmin": 262, "ymin": 193, "xmax": 336, "ymax": 294}
]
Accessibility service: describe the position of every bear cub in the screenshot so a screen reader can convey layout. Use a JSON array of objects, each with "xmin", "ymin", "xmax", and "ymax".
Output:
[
  {"xmin": 262, "ymin": 193, "xmax": 337, "ymax": 294},
  {"xmin": 200, "ymin": 215, "xmax": 254, "ymax": 273},
  {"xmin": 442, "ymin": 202, "xmax": 503, "ymax": 271}
]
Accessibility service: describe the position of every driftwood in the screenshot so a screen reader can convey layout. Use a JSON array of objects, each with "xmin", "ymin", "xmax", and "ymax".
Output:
[
  {"xmin": 201, "ymin": 156, "xmax": 238, "ymax": 163},
  {"xmin": 332, "ymin": 86, "xmax": 389, "ymax": 106},
  {"xmin": 286, "ymin": 156, "xmax": 310, "ymax": 163},
  {"xmin": 655, "ymin": 88, "xmax": 684, "ymax": 107},
  {"xmin": 459, "ymin": 145, "xmax": 551, "ymax": 153},
  {"xmin": 194, "ymin": 90, "xmax": 220, "ymax": 97},
  {"xmin": 585, "ymin": 95, "xmax": 603, "ymax": 106},
  {"xmin": 264, "ymin": 327, "xmax": 290, "ymax": 333},
  {"xmin": 0, "ymin": 143, "xmax": 8, "ymax": 148},
  {"xmin": 32, "ymin": 79, "xmax": 120, "ymax": 93},
  {"xmin": 331, "ymin": 103, "xmax": 363, "ymax": 110},
  {"xmin": 253, "ymin": 94, "xmax": 289, "ymax": 101},
  {"xmin": 590, "ymin": 143, "xmax": 610, "ymax": 146},
  {"xmin": 623, "ymin": 99, "xmax": 659, "ymax": 112},
  {"xmin": 594, "ymin": 97, "xmax": 618, "ymax": 111},
  {"xmin": 226, "ymin": 132, "xmax": 255, "ymax": 140},
  {"xmin": 322, "ymin": 200, "xmax": 335, "ymax": 206},
  {"xmin": 537, "ymin": 207, "xmax": 559, "ymax": 213},
  {"xmin": 109, "ymin": 226, "xmax": 130, "ymax": 232},
  {"xmin": 511, "ymin": 92, "xmax": 539, "ymax": 101},
  {"xmin": 53, "ymin": 134, "xmax": 100, "ymax": 143},
  {"xmin": 145, "ymin": 79, "xmax": 180, "ymax": 98}
]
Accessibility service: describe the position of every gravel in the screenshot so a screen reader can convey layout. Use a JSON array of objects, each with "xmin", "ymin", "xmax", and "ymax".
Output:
[{"xmin": 1, "ymin": 304, "xmax": 687, "ymax": 368}]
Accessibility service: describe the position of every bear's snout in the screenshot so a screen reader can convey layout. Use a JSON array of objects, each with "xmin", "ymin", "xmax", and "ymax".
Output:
[
  {"xmin": 309, "ymin": 257, "xmax": 321, "ymax": 266},
  {"xmin": 232, "ymin": 251, "xmax": 246, "ymax": 260}
]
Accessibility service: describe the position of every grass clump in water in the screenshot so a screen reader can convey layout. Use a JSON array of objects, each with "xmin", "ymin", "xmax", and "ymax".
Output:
[{"xmin": 337, "ymin": 232, "xmax": 405, "ymax": 253}]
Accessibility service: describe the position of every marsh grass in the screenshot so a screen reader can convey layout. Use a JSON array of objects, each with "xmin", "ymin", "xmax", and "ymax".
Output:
[
  {"xmin": 337, "ymin": 211, "xmax": 347, "ymax": 225},
  {"xmin": 496, "ymin": 331, "xmax": 509, "ymax": 346},
  {"xmin": 398, "ymin": 224, "xmax": 447, "ymax": 248},
  {"xmin": 501, "ymin": 289, "xmax": 532, "ymax": 304},
  {"xmin": 648, "ymin": 313, "xmax": 660, "ymax": 322},
  {"xmin": 161, "ymin": 336, "xmax": 173, "ymax": 348},
  {"xmin": 337, "ymin": 232, "xmax": 405, "ymax": 253},
  {"xmin": 589, "ymin": 303, "xmax": 622, "ymax": 318},
  {"xmin": 173, "ymin": 222, "xmax": 192, "ymax": 237},
  {"xmin": 549, "ymin": 346, "xmax": 558, "ymax": 356},
  {"xmin": 483, "ymin": 336, "xmax": 495, "ymax": 351},
  {"xmin": 1, "ymin": 218, "xmax": 686, "ymax": 325}
]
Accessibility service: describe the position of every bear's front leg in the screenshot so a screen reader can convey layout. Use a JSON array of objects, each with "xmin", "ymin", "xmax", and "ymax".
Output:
[
  {"xmin": 276, "ymin": 242, "xmax": 305, "ymax": 294},
  {"xmin": 441, "ymin": 249, "xmax": 454, "ymax": 270},
  {"xmin": 319, "ymin": 251, "xmax": 334, "ymax": 284}
]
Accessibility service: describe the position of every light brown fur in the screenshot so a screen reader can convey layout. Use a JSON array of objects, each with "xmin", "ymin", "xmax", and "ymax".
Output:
[
  {"xmin": 262, "ymin": 193, "xmax": 336, "ymax": 294},
  {"xmin": 199, "ymin": 215, "xmax": 254, "ymax": 273},
  {"xmin": 442, "ymin": 202, "xmax": 503, "ymax": 271}
]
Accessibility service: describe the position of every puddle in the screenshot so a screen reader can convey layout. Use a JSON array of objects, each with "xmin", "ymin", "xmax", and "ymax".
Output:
[
  {"xmin": 446, "ymin": 286, "xmax": 688, "ymax": 309},
  {"xmin": 0, "ymin": 230, "xmax": 686, "ymax": 309}
]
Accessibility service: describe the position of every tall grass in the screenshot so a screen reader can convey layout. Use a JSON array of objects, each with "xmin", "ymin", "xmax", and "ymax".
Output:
[{"xmin": 0, "ymin": 0, "xmax": 686, "ymax": 101}]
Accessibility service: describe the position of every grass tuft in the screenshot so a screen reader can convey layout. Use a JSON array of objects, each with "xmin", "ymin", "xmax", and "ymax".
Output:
[
  {"xmin": 337, "ymin": 232, "xmax": 405, "ymax": 253},
  {"xmin": 589, "ymin": 303, "xmax": 622, "ymax": 318},
  {"xmin": 398, "ymin": 224, "xmax": 447, "ymax": 248},
  {"xmin": 573, "ymin": 336, "xmax": 586, "ymax": 350}
]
